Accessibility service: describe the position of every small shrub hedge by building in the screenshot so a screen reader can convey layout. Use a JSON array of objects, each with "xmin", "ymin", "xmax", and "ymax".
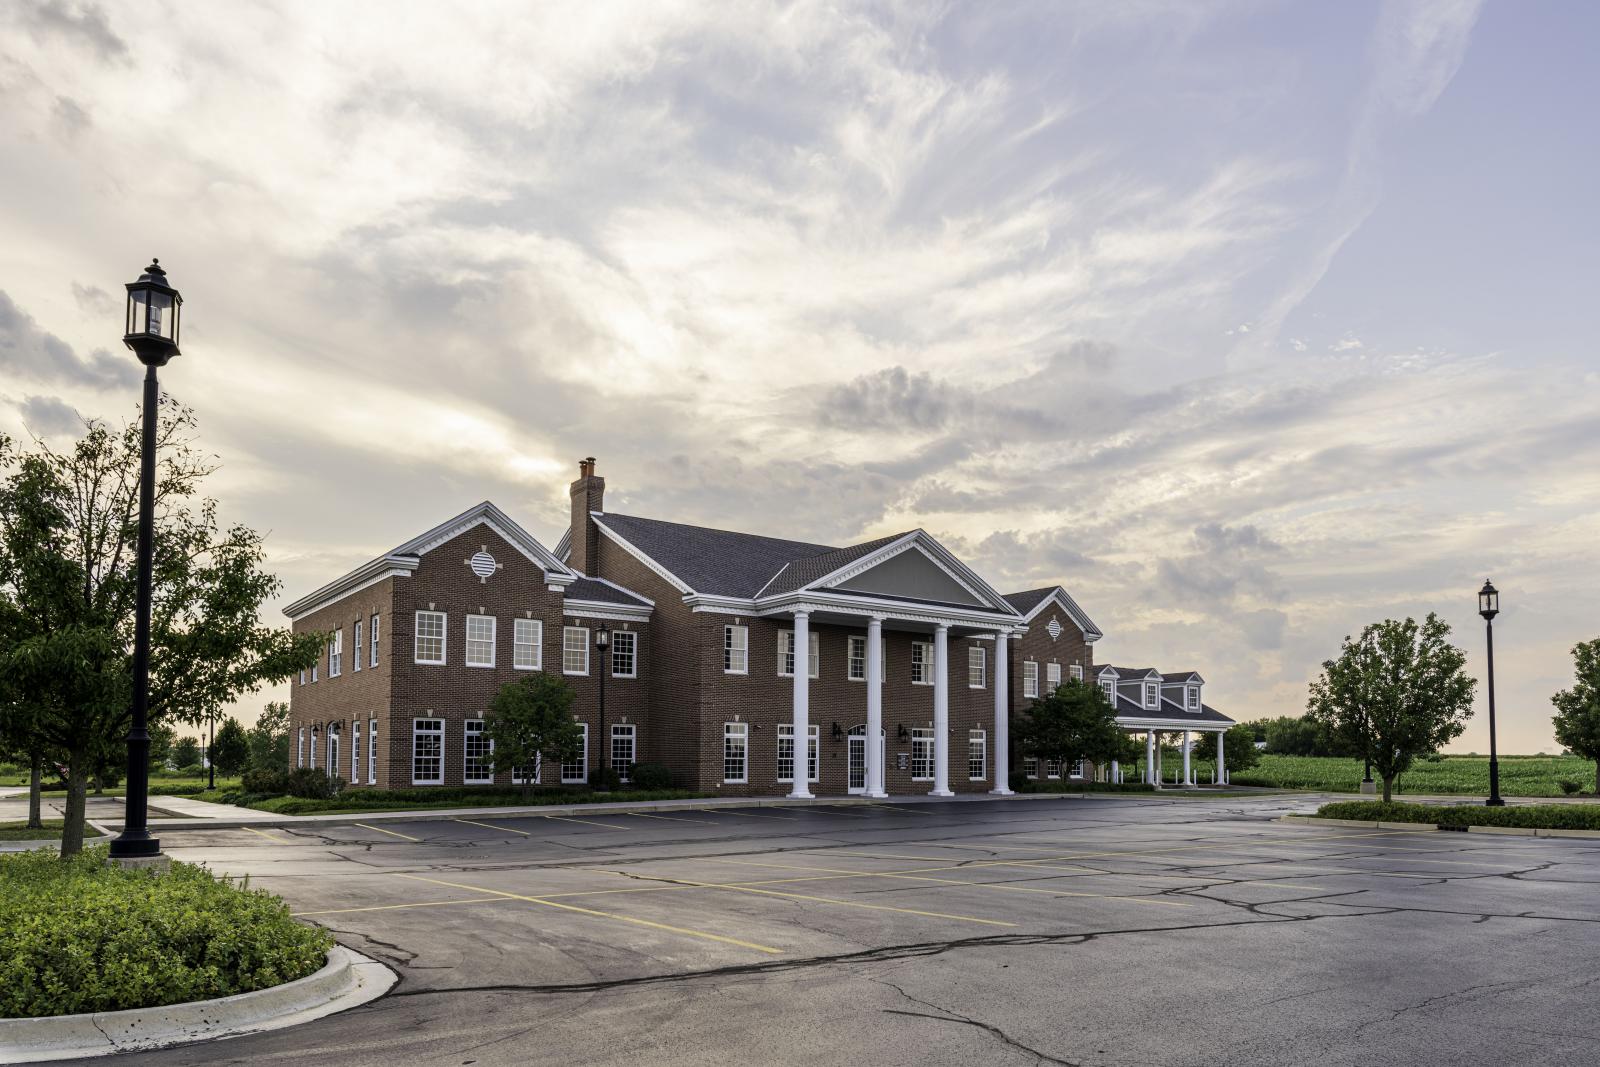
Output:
[
  {"xmin": 236, "ymin": 784, "xmax": 711, "ymax": 815},
  {"xmin": 0, "ymin": 845, "xmax": 333, "ymax": 1019},
  {"xmin": 1315, "ymin": 800, "xmax": 1600, "ymax": 831}
]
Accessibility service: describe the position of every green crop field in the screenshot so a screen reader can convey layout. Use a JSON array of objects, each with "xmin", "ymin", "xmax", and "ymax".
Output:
[{"xmin": 1232, "ymin": 754, "xmax": 1595, "ymax": 797}]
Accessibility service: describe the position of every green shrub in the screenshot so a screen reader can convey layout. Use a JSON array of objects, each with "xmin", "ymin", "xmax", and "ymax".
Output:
[
  {"xmin": 248, "ymin": 785, "xmax": 711, "ymax": 815},
  {"xmin": 178, "ymin": 763, "xmax": 205, "ymax": 777},
  {"xmin": 242, "ymin": 768, "xmax": 291, "ymax": 796},
  {"xmin": 148, "ymin": 783, "xmax": 207, "ymax": 797},
  {"xmin": 286, "ymin": 768, "xmax": 343, "ymax": 799},
  {"xmin": 1315, "ymin": 800, "xmax": 1600, "ymax": 831},
  {"xmin": 0, "ymin": 845, "xmax": 331, "ymax": 1018},
  {"xmin": 589, "ymin": 767, "xmax": 622, "ymax": 791},
  {"xmin": 1559, "ymin": 779, "xmax": 1582, "ymax": 795},
  {"xmin": 630, "ymin": 763, "xmax": 673, "ymax": 790}
]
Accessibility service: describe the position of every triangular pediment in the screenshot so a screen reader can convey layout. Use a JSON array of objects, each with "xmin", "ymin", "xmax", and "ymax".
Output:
[{"xmin": 826, "ymin": 543, "xmax": 988, "ymax": 608}]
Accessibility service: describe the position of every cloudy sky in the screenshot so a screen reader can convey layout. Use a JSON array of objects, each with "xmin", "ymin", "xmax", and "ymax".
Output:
[{"xmin": 3, "ymin": 1, "xmax": 1596, "ymax": 751}]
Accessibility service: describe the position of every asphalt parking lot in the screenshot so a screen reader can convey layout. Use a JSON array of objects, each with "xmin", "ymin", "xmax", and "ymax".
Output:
[{"xmin": 64, "ymin": 794, "xmax": 1600, "ymax": 1067}]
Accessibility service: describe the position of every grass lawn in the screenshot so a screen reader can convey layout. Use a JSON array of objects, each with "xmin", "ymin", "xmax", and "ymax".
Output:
[
  {"xmin": 0, "ymin": 819, "xmax": 64, "ymax": 841},
  {"xmin": 3, "ymin": 775, "xmax": 245, "ymax": 799},
  {"xmin": 1233, "ymin": 754, "xmax": 1595, "ymax": 797}
]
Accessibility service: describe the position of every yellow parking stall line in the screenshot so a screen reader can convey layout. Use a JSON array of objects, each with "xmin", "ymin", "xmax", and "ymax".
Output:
[
  {"xmin": 240, "ymin": 826, "xmax": 292, "ymax": 844},
  {"xmin": 806, "ymin": 806, "xmax": 873, "ymax": 818},
  {"xmin": 703, "ymin": 856, "xmax": 1193, "ymax": 908},
  {"xmin": 873, "ymin": 804, "xmax": 938, "ymax": 816},
  {"xmin": 394, "ymin": 873, "xmax": 782, "ymax": 955},
  {"xmin": 625, "ymin": 811, "xmax": 718, "ymax": 825},
  {"xmin": 696, "ymin": 808, "xmax": 800, "ymax": 821},
  {"xmin": 355, "ymin": 822, "xmax": 423, "ymax": 842},
  {"xmin": 973, "ymin": 861, "xmax": 1329, "ymax": 892},
  {"xmin": 542, "ymin": 814, "xmax": 634, "ymax": 831},
  {"xmin": 824, "ymin": 849, "xmax": 976, "ymax": 864},
  {"xmin": 293, "ymin": 896, "xmax": 513, "ymax": 918},
  {"xmin": 947, "ymin": 829, "xmax": 1423, "ymax": 866},
  {"xmin": 455, "ymin": 818, "xmax": 531, "ymax": 836}
]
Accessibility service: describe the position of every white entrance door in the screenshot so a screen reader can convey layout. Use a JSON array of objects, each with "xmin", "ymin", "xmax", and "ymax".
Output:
[{"xmin": 847, "ymin": 725, "xmax": 885, "ymax": 795}]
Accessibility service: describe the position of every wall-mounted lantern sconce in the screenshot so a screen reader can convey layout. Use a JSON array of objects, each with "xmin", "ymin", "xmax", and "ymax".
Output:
[
  {"xmin": 896, "ymin": 724, "xmax": 910, "ymax": 742},
  {"xmin": 831, "ymin": 722, "xmax": 844, "ymax": 741}
]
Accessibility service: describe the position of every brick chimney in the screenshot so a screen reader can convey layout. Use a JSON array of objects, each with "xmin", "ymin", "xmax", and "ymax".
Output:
[{"xmin": 568, "ymin": 457, "xmax": 605, "ymax": 575}]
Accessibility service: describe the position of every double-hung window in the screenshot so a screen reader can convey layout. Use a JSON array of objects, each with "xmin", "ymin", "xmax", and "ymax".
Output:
[
  {"xmin": 846, "ymin": 635, "xmax": 884, "ymax": 682},
  {"xmin": 777, "ymin": 630, "xmax": 817, "ymax": 678},
  {"xmin": 1023, "ymin": 756, "xmax": 1039, "ymax": 778},
  {"xmin": 1188, "ymin": 686, "xmax": 1200, "ymax": 710},
  {"xmin": 723, "ymin": 722, "xmax": 748, "ymax": 783},
  {"xmin": 1046, "ymin": 662, "xmax": 1061, "ymax": 692},
  {"xmin": 411, "ymin": 719, "xmax": 443, "ymax": 785},
  {"xmin": 512, "ymin": 753, "xmax": 540, "ymax": 786},
  {"xmin": 298, "ymin": 669, "xmax": 306, "ymax": 686},
  {"xmin": 327, "ymin": 726, "xmax": 339, "ymax": 775},
  {"xmin": 910, "ymin": 728, "xmax": 935, "ymax": 780},
  {"xmin": 353, "ymin": 619, "xmax": 363, "ymax": 672},
  {"xmin": 910, "ymin": 642, "xmax": 934, "ymax": 685},
  {"xmin": 1070, "ymin": 758, "xmax": 1085, "ymax": 779},
  {"xmin": 1145, "ymin": 682, "xmax": 1159, "ymax": 708},
  {"xmin": 367, "ymin": 718, "xmax": 378, "ymax": 785},
  {"xmin": 309, "ymin": 726, "xmax": 318, "ymax": 768},
  {"xmin": 777, "ymin": 724, "xmax": 819, "ymax": 783},
  {"xmin": 968, "ymin": 729, "xmax": 986, "ymax": 781},
  {"xmin": 415, "ymin": 611, "xmax": 446, "ymax": 664},
  {"xmin": 311, "ymin": 662, "xmax": 317, "ymax": 682},
  {"xmin": 561, "ymin": 723, "xmax": 588, "ymax": 783},
  {"xmin": 563, "ymin": 626, "xmax": 589, "ymax": 675},
  {"xmin": 724, "ymin": 625, "xmax": 748, "ymax": 674},
  {"xmin": 328, "ymin": 629, "xmax": 342, "ymax": 677},
  {"xmin": 611, "ymin": 630, "xmax": 637, "ymax": 678},
  {"xmin": 370, "ymin": 613, "xmax": 380, "ymax": 666},
  {"xmin": 1046, "ymin": 758, "xmax": 1063, "ymax": 779},
  {"xmin": 1022, "ymin": 661, "xmax": 1039, "ymax": 698},
  {"xmin": 1070, "ymin": 664, "xmax": 1083, "ymax": 681},
  {"xmin": 297, "ymin": 727, "xmax": 305, "ymax": 768},
  {"xmin": 968, "ymin": 645, "xmax": 986, "ymax": 688},
  {"xmin": 611, "ymin": 724, "xmax": 635, "ymax": 783},
  {"xmin": 514, "ymin": 618, "xmax": 542, "ymax": 670},
  {"xmin": 464, "ymin": 720, "xmax": 493, "ymax": 783},
  {"xmin": 466, "ymin": 615, "xmax": 496, "ymax": 668},
  {"xmin": 1101, "ymin": 679, "xmax": 1116, "ymax": 703},
  {"xmin": 352, "ymin": 720, "xmax": 361, "ymax": 783}
]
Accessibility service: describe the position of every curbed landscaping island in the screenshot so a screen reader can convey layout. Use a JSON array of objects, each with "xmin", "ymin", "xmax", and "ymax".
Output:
[
  {"xmin": 0, "ymin": 845, "xmax": 332, "ymax": 1020},
  {"xmin": 1315, "ymin": 800, "xmax": 1600, "ymax": 832}
]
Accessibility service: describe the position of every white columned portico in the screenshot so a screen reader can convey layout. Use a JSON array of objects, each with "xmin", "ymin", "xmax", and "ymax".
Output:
[
  {"xmin": 930, "ymin": 624, "xmax": 954, "ymax": 796},
  {"xmin": 1182, "ymin": 730, "xmax": 1192, "ymax": 786},
  {"xmin": 1145, "ymin": 731, "xmax": 1156, "ymax": 786},
  {"xmin": 990, "ymin": 630, "xmax": 1013, "ymax": 795},
  {"xmin": 788, "ymin": 610, "xmax": 814, "ymax": 799},
  {"xmin": 865, "ymin": 615, "xmax": 887, "ymax": 798},
  {"xmin": 1217, "ymin": 728, "xmax": 1226, "ymax": 785}
]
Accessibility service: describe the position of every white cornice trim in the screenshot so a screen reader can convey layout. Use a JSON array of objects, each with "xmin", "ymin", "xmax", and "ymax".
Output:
[
  {"xmin": 593, "ymin": 518, "xmax": 692, "ymax": 595},
  {"xmin": 753, "ymin": 591, "xmax": 1023, "ymax": 631},
  {"xmin": 396, "ymin": 503, "xmax": 573, "ymax": 585},
  {"xmin": 1020, "ymin": 586, "xmax": 1104, "ymax": 641},
  {"xmin": 561, "ymin": 600, "xmax": 653, "ymax": 622},
  {"xmin": 581, "ymin": 575, "xmax": 656, "ymax": 606},
  {"xmin": 806, "ymin": 531, "xmax": 1012, "ymax": 615},
  {"xmin": 284, "ymin": 556, "xmax": 416, "ymax": 621},
  {"xmin": 1115, "ymin": 716, "xmax": 1232, "ymax": 731}
]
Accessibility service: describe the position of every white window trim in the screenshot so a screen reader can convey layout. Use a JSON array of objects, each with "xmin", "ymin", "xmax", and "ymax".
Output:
[
  {"xmin": 1069, "ymin": 663, "xmax": 1083, "ymax": 681},
  {"xmin": 777, "ymin": 629, "xmax": 818, "ymax": 679},
  {"xmin": 561, "ymin": 722, "xmax": 589, "ymax": 784},
  {"xmin": 309, "ymin": 727, "xmax": 318, "ymax": 769},
  {"xmin": 353, "ymin": 619, "xmax": 363, "ymax": 672},
  {"xmin": 1022, "ymin": 661, "xmax": 1039, "ymax": 699},
  {"xmin": 563, "ymin": 626, "xmax": 590, "ymax": 676},
  {"xmin": 465, "ymin": 614, "xmax": 497, "ymax": 668},
  {"xmin": 1145, "ymin": 682, "xmax": 1159, "ymax": 709},
  {"xmin": 611, "ymin": 723, "xmax": 636, "ymax": 783},
  {"xmin": 723, "ymin": 722, "xmax": 749, "ymax": 783},
  {"xmin": 1046, "ymin": 662, "xmax": 1061, "ymax": 691},
  {"xmin": 968, "ymin": 728, "xmax": 987, "ymax": 781},
  {"xmin": 1101, "ymin": 680, "xmax": 1116, "ymax": 702},
  {"xmin": 1188, "ymin": 685, "xmax": 1201, "ymax": 709},
  {"xmin": 611, "ymin": 630, "xmax": 638, "ymax": 679},
  {"xmin": 911, "ymin": 642, "xmax": 934, "ymax": 686},
  {"xmin": 511, "ymin": 753, "xmax": 541, "ymax": 786},
  {"xmin": 368, "ymin": 717, "xmax": 378, "ymax": 785},
  {"xmin": 910, "ymin": 727, "xmax": 935, "ymax": 781},
  {"xmin": 297, "ymin": 727, "xmax": 305, "ymax": 768},
  {"xmin": 415, "ymin": 610, "xmax": 447, "ymax": 665},
  {"xmin": 968, "ymin": 645, "xmax": 987, "ymax": 689},
  {"xmin": 464, "ymin": 719, "xmax": 494, "ymax": 783},
  {"xmin": 327, "ymin": 727, "xmax": 339, "ymax": 776},
  {"xmin": 514, "ymin": 618, "xmax": 543, "ymax": 671},
  {"xmin": 370, "ymin": 613, "xmax": 380, "ymax": 667},
  {"xmin": 328, "ymin": 628, "xmax": 342, "ymax": 678},
  {"xmin": 411, "ymin": 718, "xmax": 444, "ymax": 786},
  {"xmin": 352, "ymin": 720, "xmax": 361, "ymax": 783},
  {"xmin": 724, "ymin": 625, "xmax": 749, "ymax": 675},
  {"xmin": 776, "ymin": 723, "xmax": 820, "ymax": 783}
]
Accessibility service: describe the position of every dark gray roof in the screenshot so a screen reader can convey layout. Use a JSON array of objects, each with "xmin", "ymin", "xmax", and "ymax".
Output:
[
  {"xmin": 1002, "ymin": 587, "xmax": 1057, "ymax": 615},
  {"xmin": 1111, "ymin": 693, "xmax": 1234, "ymax": 726},
  {"xmin": 1107, "ymin": 666, "xmax": 1159, "ymax": 680},
  {"xmin": 565, "ymin": 576, "xmax": 650, "ymax": 608},
  {"xmin": 593, "ymin": 513, "xmax": 836, "ymax": 598},
  {"xmin": 1162, "ymin": 671, "xmax": 1202, "ymax": 684},
  {"xmin": 757, "ymin": 532, "xmax": 908, "ymax": 597}
]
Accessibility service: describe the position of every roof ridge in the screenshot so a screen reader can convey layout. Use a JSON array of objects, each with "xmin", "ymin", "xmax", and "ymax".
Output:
[{"xmin": 601, "ymin": 511, "xmax": 839, "ymax": 555}]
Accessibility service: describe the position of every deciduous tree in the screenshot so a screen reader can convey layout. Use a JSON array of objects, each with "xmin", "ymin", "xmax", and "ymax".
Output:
[
  {"xmin": 209, "ymin": 716, "xmax": 250, "ymax": 778},
  {"xmin": 1191, "ymin": 723, "xmax": 1261, "ymax": 776},
  {"xmin": 247, "ymin": 701, "xmax": 292, "ymax": 772},
  {"xmin": 1015, "ymin": 678, "xmax": 1124, "ymax": 781},
  {"xmin": 1552, "ymin": 638, "xmax": 1600, "ymax": 794},
  {"xmin": 484, "ymin": 674, "xmax": 583, "ymax": 800},
  {"xmin": 1307, "ymin": 614, "xmax": 1475, "ymax": 802}
]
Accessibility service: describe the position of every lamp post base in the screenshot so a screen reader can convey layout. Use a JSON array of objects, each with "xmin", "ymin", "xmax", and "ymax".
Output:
[
  {"xmin": 1359, "ymin": 779, "xmax": 1377, "ymax": 795},
  {"xmin": 108, "ymin": 854, "xmax": 171, "ymax": 872},
  {"xmin": 1485, "ymin": 797, "xmax": 1506, "ymax": 807}
]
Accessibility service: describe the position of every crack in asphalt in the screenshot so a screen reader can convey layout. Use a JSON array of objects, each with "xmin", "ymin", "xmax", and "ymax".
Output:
[{"xmin": 874, "ymin": 976, "xmax": 1080, "ymax": 1065}]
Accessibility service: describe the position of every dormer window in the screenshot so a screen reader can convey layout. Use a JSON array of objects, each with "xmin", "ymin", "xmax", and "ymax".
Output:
[
  {"xmin": 1145, "ymin": 682, "xmax": 1158, "ymax": 708},
  {"xmin": 1101, "ymin": 679, "xmax": 1116, "ymax": 702},
  {"xmin": 1187, "ymin": 685, "xmax": 1200, "ymax": 709}
]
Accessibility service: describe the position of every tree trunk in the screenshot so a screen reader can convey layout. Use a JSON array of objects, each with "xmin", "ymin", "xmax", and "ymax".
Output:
[
  {"xmin": 1381, "ymin": 775, "xmax": 1395, "ymax": 804},
  {"xmin": 27, "ymin": 750, "xmax": 43, "ymax": 830},
  {"xmin": 60, "ymin": 754, "xmax": 90, "ymax": 859},
  {"xmin": 92, "ymin": 770, "xmax": 104, "ymax": 796},
  {"xmin": 1594, "ymin": 760, "xmax": 1598, "ymax": 797}
]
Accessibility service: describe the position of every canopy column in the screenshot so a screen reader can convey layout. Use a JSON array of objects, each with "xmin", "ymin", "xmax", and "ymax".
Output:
[
  {"xmin": 787, "ymin": 610, "xmax": 814, "ymax": 799},
  {"xmin": 990, "ymin": 630, "xmax": 1013, "ymax": 795},
  {"xmin": 865, "ymin": 615, "xmax": 887, "ymax": 798},
  {"xmin": 930, "ymin": 624, "xmax": 953, "ymax": 796}
]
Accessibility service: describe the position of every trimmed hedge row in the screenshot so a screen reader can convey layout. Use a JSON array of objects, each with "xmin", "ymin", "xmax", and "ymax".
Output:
[
  {"xmin": 0, "ymin": 846, "xmax": 332, "ymax": 1019},
  {"xmin": 1316, "ymin": 800, "xmax": 1600, "ymax": 831},
  {"xmin": 241, "ymin": 786, "xmax": 714, "ymax": 815}
]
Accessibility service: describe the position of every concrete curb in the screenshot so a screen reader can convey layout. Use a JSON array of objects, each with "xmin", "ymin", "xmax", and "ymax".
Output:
[
  {"xmin": 1278, "ymin": 815, "xmax": 1438, "ymax": 831},
  {"xmin": 0, "ymin": 945, "xmax": 395, "ymax": 1063},
  {"xmin": 1279, "ymin": 815, "xmax": 1600, "ymax": 840}
]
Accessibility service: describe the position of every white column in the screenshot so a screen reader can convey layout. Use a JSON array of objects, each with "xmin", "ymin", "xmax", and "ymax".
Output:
[
  {"xmin": 930, "ymin": 625, "xmax": 953, "ymax": 796},
  {"xmin": 990, "ymin": 631, "xmax": 1013, "ymax": 795},
  {"xmin": 1217, "ymin": 729, "xmax": 1226, "ymax": 785},
  {"xmin": 1182, "ymin": 730, "xmax": 1192, "ymax": 786},
  {"xmin": 788, "ymin": 610, "xmax": 814, "ymax": 799},
  {"xmin": 1111, "ymin": 759, "xmax": 1120, "ymax": 785},
  {"xmin": 1145, "ymin": 731, "xmax": 1156, "ymax": 786},
  {"xmin": 865, "ymin": 616, "xmax": 887, "ymax": 798}
]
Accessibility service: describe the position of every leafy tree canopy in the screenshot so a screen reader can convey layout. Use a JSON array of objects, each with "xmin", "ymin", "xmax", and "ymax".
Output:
[
  {"xmin": 209, "ymin": 716, "xmax": 250, "ymax": 777},
  {"xmin": 483, "ymin": 674, "xmax": 583, "ymax": 798},
  {"xmin": 1551, "ymin": 638, "xmax": 1600, "ymax": 794},
  {"xmin": 247, "ymin": 701, "xmax": 292, "ymax": 773},
  {"xmin": 1016, "ymin": 678, "xmax": 1124, "ymax": 771},
  {"xmin": 1191, "ymin": 723, "xmax": 1261, "ymax": 774}
]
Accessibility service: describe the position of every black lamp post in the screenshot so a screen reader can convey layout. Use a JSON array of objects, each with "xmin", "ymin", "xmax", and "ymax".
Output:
[
  {"xmin": 1479, "ymin": 579, "xmax": 1504, "ymax": 807},
  {"xmin": 109, "ymin": 260, "xmax": 182, "ymax": 863},
  {"xmin": 594, "ymin": 623, "xmax": 610, "ymax": 787}
]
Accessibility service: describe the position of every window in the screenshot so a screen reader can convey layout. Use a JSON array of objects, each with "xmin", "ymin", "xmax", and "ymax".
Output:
[
  {"xmin": 370, "ymin": 613, "xmax": 380, "ymax": 667},
  {"xmin": 1145, "ymin": 682, "xmax": 1159, "ymax": 708},
  {"xmin": 466, "ymin": 615, "xmax": 496, "ymax": 668},
  {"xmin": 511, "ymin": 754, "xmax": 540, "ymax": 786},
  {"xmin": 298, "ymin": 669, "xmax": 305, "ymax": 686},
  {"xmin": 1188, "ymin": 685, "xmax": 1200, "ymax": 709},
  {"xmin": 611, "ymin": 630, "xmax": 637, "ymax": 678},
  {"xmin": 368, "ymin": 718, "xmax": 377, "ymax": 785},
  {"xmin": 297, "ymin": 727, "xmax": 305, "ymax": 768},
  {"xmin": 776, "ymin": 724, "xmax": 819, "ymax": 782},
  {"xmin": 464, "ymin": 720, "xmax": 493, "ymax": 783},
  {"xmin": 1070, "ymin": 664, "xmax": 1083, "ymax": 681},
  {"xmin": 563, "ymin": 626, "xmax": 589, "ymax": 675},
  {"xmin": 412, "ymin": 719, "xmax": 443, "ymax": 785},
  {"xmin": 311, "ymin": 662, "xmax": 317, "ymax": 683},
  {"xmin": 778, "ymin": 630, "xmax": 818, "ymax": 678},
  {"xmin": 352, "ymin": 720, "xmax": 361, "ymax": 783},
  {"xmin": 513, "ymin": 618, "xmax": 542, "ymax": 670},
  {"xmin": 415, "ymin": 611, "xmax": 446, "ymax": 664},
  {"xmin": 1022, "ymin": 661, "xmax": 1039, "ymax": 698},
  {"xmin": 846, "ymin": 635, "xmax": 884, "ymax": 682},
  {"xmin": 327, "ymin": 727, "xmax": 340, "ymax": 777},
  {"xmin": 724, "ymin": 625, "xmax": 748, "ymax": 674},
  {"xmin": 1023, "ymin": 756, "xmax": 1039, "ymax": 778},
  {"xmin": 1101, "ymin": 679, "xmax": 1116, "ymax": 703},
  {"xmin": 968, "ymin": 645, "xmax": 986, "ymax": 688},
  {"xmin": 910, "ymin": 728, "xmax": 935, "ymax": 780},
  {"xmin": 968, "ymin": 729, "xmax": 986, "ymax": 781},
  {"xmin": 1046, "ymin": 662, "xmax": 1061, "ymax": 692},
  {"xmin": 561, "ymin": 723, "xmax": 588, "ymax": 783},
  {"xmin": 1047, "ymin": 758, "xmax": 1063, "ymax": 779},
  {"xmin": 1070, "ymin": 758, "xmax": 1085, "ymax": 779},
  {"xmin": 353, "ymin": 619, "xmax": 363, "ymax": 672},
  {"xmin": 911, "ymin": 642, "xmax": 933, "ymax": 685},
  {"xmin": 309, "ymin": 726, "xmax": 318, "ymax": 769},
  {"xmin": 328, "ymin": 628, "xmax": 342, "ymax": 677},
  {"xmin": 723, "ymin": 722, "xmax": 748, "ymax": 782},
  {"xmin": 611, "ymin": 724, "xmax": 636, "ymax": 783}
]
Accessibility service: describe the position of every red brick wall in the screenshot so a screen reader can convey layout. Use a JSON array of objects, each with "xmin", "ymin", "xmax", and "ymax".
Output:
[{"xmin": 288, "ymin": 578, "xmax": 394, "ymax": 784}]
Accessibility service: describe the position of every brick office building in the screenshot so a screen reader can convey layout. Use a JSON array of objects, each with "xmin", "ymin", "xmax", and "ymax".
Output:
[{"xmin": 285, "ymin": 459, "xmax": 1230, "ymax": 795}]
